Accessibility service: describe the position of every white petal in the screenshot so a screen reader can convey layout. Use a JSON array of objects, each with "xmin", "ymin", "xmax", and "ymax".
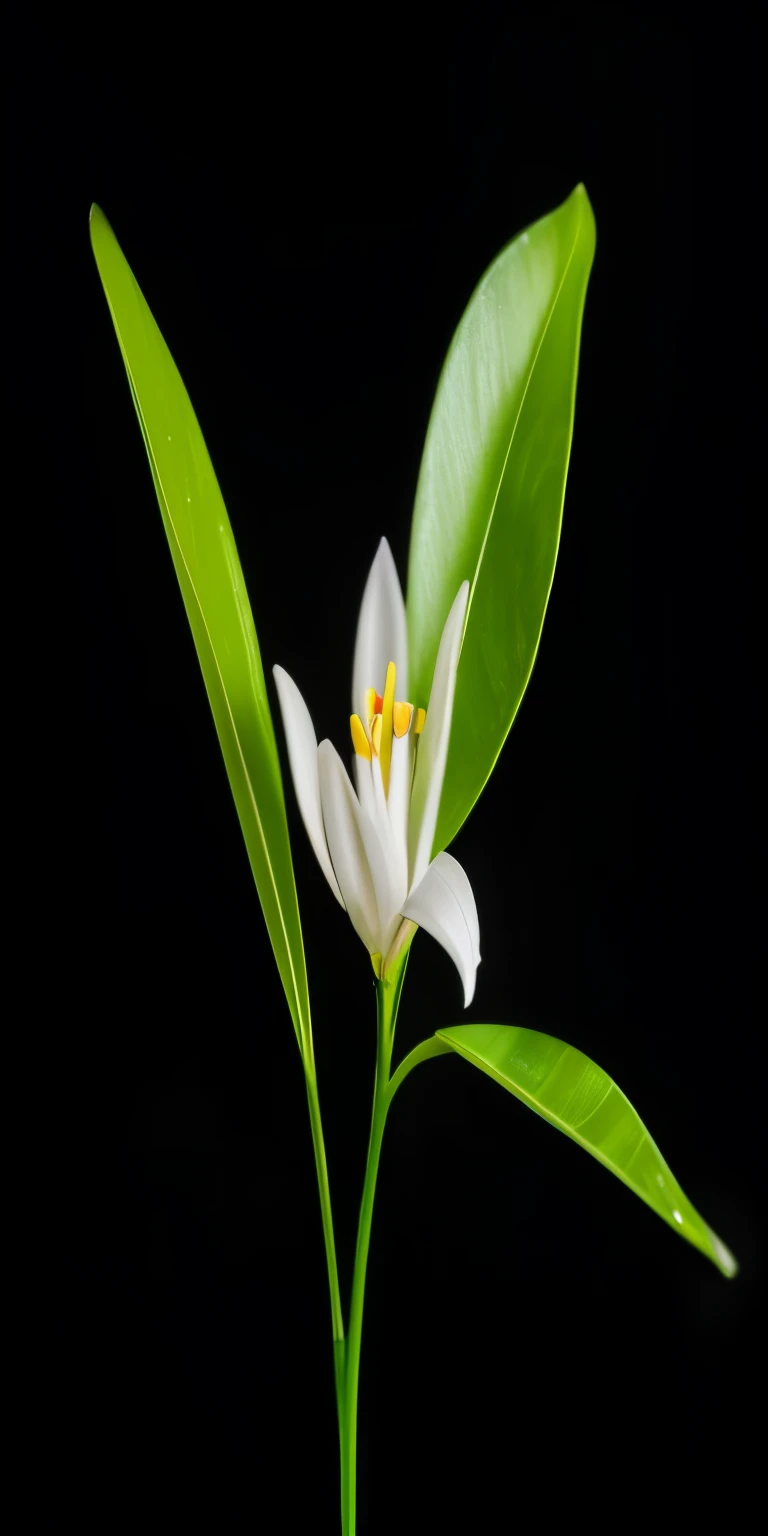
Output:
[
  {"xmin": 386, "ymin": 730, "xmax": 412, "ymax": 899},
  {"xmin": 367, "ymin": 756, "xmax": 406, "ymax": 945},
  {"xmin": 402, "ymin": 851, "xmax": 480, "ymax": 1007},
  {"xmin": 408, "ymin": 582, "xmax": 469, "ymax": 890},
  {"xmin": 317, "ymin": 741, "xmax": 380, "ymax": 953},
  {"xmin": 352, "ymin": 757, "xmax": 401, "ymax": 949},
  {"xmin": 352, "ymin": 538, "xmax": 408, "ymax": 720},
  {"xmin": 353, "ymin": 754, "xmax": 376, "ymax": 824},
  {"xmin": 273, "ymin": 666, "xmax": 344, "ymax": 907},
  {"xmin": 424, "ymin": 851, "xmax": 481, "ymax": 965}
]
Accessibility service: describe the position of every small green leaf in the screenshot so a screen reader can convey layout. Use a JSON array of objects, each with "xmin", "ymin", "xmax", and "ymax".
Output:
[
  {"xmin": 407, "ymin": 185, "xmax": 596, "ymax": 853},
  {"xmin": 89, "ymin": 206, "xmax": 310, "ymax": 1051},
  {"xmin": 437, "ymin": 1024, "xmax": 737, "ymax": 1277}
]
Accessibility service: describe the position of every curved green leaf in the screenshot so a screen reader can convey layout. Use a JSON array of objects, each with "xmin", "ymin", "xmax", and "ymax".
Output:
[
  {"xmin": 407, "ymin": 185, "xmax": 596, "ymax": 853},
  {"xmin": 437, "ymin": 1024, "xmax": 737, "ymax": 1277},
  {"xmin": 89, "ymin": 206, "xmax": 310, "ymax": 1051}
]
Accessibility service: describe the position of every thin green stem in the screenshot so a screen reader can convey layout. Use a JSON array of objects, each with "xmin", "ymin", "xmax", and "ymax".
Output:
[
  {"xmin": 304, "ymin": 945, "xmax": 412, "ymax": 1532},
  {"xmin": 340, "ymin": 945, "xmax": 410, "ymax": 1534},
  {"xmin": 304, "ymin": 1039, "xmax": 344, "ymax": 1344},
  {"xmin": 342, "ymin": 1019, "xmax": 389, "ymax": 1532}
]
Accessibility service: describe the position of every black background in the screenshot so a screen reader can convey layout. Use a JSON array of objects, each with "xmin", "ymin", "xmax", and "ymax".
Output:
[{"xmin": 14, "ymin": 6, "xmax": 760, "ymax": 1529}]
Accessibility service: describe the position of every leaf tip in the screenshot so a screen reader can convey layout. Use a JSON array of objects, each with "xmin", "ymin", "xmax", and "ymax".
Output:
[
  {"xmin": 708, "ymin": 1227, "xmax": 739, "ymax": 1280},
  {"xmin": 569, "ymin": 180, "xmax": 595, "ymax": 221},
  {"xmin": 88, "ymin": 203, "xmax": 113, "ymax": 262},
  {"xmin": 567, "ymin": 182, "xmax": 597, "ymax": 261}
]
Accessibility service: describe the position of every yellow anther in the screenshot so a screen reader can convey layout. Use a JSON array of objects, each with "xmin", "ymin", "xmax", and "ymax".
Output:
[
  {"xmin": 413, "ymin": 707, "xmax": 426, "ymax": 736},
  {"xmin": 371, "ymin": 714, "xmax": 382, "ymax": 756},
  {"xmin": 393, "ymin": 701, "xmax": 413, "ymax": 739},
  {"xmin": 364, "ymin": 687, "xmax": 382, "ymax": 724},
  {"xmin": 380, "ymin": 662, "xmax": 396, "ymax": 795},
  {"xmin": 350, "ymin": 714, "xmax": 372, "ymax": 761}
]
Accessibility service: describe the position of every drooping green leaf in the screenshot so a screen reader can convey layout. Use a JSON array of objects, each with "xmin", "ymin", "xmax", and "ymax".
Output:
[
  {"xmin": 89, "ymin": 206, "xmax": 310, "ymax": 1050},
  {"xmin": 436, "ymin": 1024, "xmax": 736, "ymax": 1277},
  {"xmin": 407, "ymin": 185, "xmax": 596, "ymax": 853}
]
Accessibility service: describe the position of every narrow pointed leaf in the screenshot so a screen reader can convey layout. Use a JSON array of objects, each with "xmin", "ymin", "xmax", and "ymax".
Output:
[
  {"xmin": 436, "ymin": 1024, "xmax": 736, "ymax": 1277},
  {"xmin": 90, "ymin": 206, "xmax": 310, "ymax": 1050},
  {"xmin": 407, "ymin": 185, "xmax": 596, "ymax": 853}
]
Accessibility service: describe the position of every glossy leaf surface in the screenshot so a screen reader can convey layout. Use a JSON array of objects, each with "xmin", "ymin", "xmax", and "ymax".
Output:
[
  {"xmin": 90, "ymin": 207, "xmax": 310, "ymax": 1049},
  {"xmin": 407, "ymin": 185, "xmax": 596, "ymax": 853},
  {"xmin": 437, "ymin": 1024, "xmax": 736, "ymax": 1277}
]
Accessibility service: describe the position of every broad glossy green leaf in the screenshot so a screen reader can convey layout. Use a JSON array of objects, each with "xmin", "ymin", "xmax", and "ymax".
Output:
[
  {"xmin": 437, "ymin": 1024, "xmax": 736, "ymax": 1277},
  {"xmin": 90, "ymin": 207, "xmax": 310, "ymax": 1050},
  {"xmin": 407, "ymin": 185, "xmax": 596, "ymax": 853}
]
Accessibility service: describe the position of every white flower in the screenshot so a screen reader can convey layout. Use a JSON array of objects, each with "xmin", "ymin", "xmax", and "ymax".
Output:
[{"xmin": 273, "ymin": 539, "xmax": 480, "ymax": 1005}]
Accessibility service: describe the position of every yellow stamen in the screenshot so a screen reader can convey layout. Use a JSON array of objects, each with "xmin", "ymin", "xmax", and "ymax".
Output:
[
  {"xmin": 413, "ymin": 707, "xmax": 426, "ymax": 736},
  {"xmin": 393, "ymin": 701, "xmax": 413, "ymax": 739},
  {"xmin": 350, "ymin": 714, "xmax": 372, "ymax": 761},
  {"xmin": 371, "ymin": 714, "xmax": 382, "ymax": 756},
  {"xmin": 364, "ymin": 687, "xmax": 382, "ymax": 724},
  {"xmin": 380, "ymin": 661, "xmax": 396, "ymax": 795}
]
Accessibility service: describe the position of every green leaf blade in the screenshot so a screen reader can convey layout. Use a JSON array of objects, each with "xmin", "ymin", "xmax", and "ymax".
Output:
[
  {"xmin": 437, "ymin": 1024, "xmax": 737, "ymax": 1278},
  {"xmin": 89, "ymin": 206, "xmax": 310, "ymax": 1049},
  {"xmin": 407, "ymin": 185, "xmax": 596, "ymax": 852}
]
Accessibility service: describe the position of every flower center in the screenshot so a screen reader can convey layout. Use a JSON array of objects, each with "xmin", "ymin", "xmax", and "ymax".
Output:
[{"xmin": 349, "ymin": 661, "xmax": 425, "ymax": 796}]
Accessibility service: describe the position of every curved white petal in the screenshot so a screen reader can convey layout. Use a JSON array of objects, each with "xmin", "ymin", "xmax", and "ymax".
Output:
[
  {"xmin": 422, "ymin": 851, "xmax": 481, "ymax": 965},
  {"xmin": 408, "ymin": 582, "xmax": 469, "ymax": 890},
  {"xmin": 352, "ymin": 538, "xmax": 408, "ymax": 720},
  {"xmin": 273, "ymin": 666, "xmax": 344, "ymax": 907},
  {"xmin": 317, "ymin": 741, "xmax": 380, "ymax": 953},
  {"xmin": 402, "ymin": 851, "xmax": 480, "ymax": 1008}
]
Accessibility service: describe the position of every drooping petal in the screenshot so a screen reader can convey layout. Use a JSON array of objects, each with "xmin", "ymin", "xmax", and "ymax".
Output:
[
  {"xmin": 317, "ymin": 741, "xmax": 380, "ymax": 952},
  {"xmin": 273, "ymin": 666, "xmax": 344, "ymax": 907},
  {"xmin": 401, "ymin": 851, "xmax": 480, "ymax": 1007},
  {"xmin": 424, "ymin": 850, "xmax": 481, "ymax": 965},
  {"xmin": 408, "ymin": 582, "xmax": 469, "ymax": 890},
  {"xmin": 352, "ymin": 538, "xmax": 408, "ymax": 722}
]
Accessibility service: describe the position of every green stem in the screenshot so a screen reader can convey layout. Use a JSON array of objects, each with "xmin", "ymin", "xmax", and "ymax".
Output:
[
  {"xmin": 304, "ymin": 1036, "xmax": 348, "ymax": 1524},
  {"xmin": 304, "ymin": 1040, "xmax": 344, "ymax": 1344},
  {"xmin": 304, "ymin": 1038, "xmax": 350, "ymax": 1529},
  {"xmin": 341, "ymin": 946, "xmax": 410, "ymax": 1534}
]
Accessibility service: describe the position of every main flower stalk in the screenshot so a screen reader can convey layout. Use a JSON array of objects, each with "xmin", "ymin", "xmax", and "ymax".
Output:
[{"xmin": 337, "ymin": 942, "xmax": 411, "ymax": 1535}]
